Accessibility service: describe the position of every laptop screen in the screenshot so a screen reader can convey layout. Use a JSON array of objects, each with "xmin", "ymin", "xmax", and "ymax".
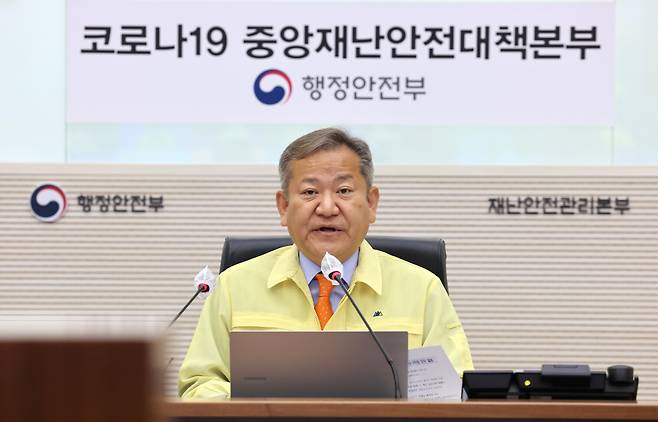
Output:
[{"xmin": 230, "ymin": 331, "xmax": 408, "ymax": 398}]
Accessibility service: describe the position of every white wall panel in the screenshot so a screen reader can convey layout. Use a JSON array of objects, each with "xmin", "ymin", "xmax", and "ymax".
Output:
[{"xmin": 1, "ymin": 164, "xmax": 656, "ymax": 399}]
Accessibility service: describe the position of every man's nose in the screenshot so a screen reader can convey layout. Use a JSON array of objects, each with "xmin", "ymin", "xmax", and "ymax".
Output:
[{"xmin": 315, "ymin": 192, "xmax": 339, "ymax": 216}]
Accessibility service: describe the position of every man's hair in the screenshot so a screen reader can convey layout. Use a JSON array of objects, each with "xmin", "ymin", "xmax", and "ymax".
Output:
[{"xmin": 278, "ymin": 128, "xmax": 374, "ymax": 195}]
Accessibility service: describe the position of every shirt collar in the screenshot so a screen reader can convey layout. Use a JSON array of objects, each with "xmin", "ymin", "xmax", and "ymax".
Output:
[
  {"xmin": 267, "ymin": 240, "xmax": 382, "ymax": 296},
  {"xmin": 299, "ymin": 249, "xmax": 359, "ymax": 286}
]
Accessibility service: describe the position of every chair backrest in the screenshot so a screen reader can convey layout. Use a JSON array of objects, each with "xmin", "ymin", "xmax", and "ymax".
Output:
[{"xmin": 219, "ymin": 236, "xmax": 448, "ymax": 293}]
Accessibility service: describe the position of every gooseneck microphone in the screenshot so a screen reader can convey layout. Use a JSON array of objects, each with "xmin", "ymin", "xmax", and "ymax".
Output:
[
  {"xmin": 321, "ymin": 252, "xmax": 402, "ymax": 400},
  {"xmin": 168, "ymin": 266, "xmax": 217, "ymax": 327},
  {"xmin": 169, "ymin": 285, "xmax": 207, "ymax": 327},
  {"xmin": 166, "ymin": 266, "xmax": 217, "ymax": 369}
]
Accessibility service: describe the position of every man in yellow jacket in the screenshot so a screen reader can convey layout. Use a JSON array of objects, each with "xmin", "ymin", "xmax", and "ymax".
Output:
[{"xmin": 179, "ymin": 128, "xmax": 473, "ymax": 399}]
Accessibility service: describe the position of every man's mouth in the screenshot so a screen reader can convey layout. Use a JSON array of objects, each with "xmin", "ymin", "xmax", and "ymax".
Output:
[{"xmin": 316, "ymin": 226, "xmax": 340, "ymax": 233}]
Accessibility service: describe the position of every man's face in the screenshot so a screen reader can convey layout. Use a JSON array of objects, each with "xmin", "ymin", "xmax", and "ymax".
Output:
[{"xmin": 276, "ymin": 145, "xmax": 380, "ymax": 265}]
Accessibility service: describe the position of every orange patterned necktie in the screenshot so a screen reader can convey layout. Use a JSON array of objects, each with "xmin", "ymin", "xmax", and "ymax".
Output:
[{"xmin": 314, "ymin": 272, "xmax": 335, "ymax": 330}]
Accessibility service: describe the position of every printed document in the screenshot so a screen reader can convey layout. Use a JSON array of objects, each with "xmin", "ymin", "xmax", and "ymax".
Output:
[{"xmin": 408, "ymin": 345, "xmax": 462, "ymax": 400}]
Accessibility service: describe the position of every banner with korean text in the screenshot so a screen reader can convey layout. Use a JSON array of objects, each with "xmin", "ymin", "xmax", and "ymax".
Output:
[{"xmin": 66, "ymin": 1, "xmax": 614, "ymax": 125}]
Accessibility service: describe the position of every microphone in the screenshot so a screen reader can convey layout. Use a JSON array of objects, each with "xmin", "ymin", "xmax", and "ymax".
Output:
[
  {"xmin": 165, "ymin": 266, "xmax": 217, "ymax": 370},
  {"xmin": 168, "ymin": 266, "xmax": 217, "ymax": 328},
  {"xmin": 321, "ymin": 252, "xmax": 402, "ymax": 399}
]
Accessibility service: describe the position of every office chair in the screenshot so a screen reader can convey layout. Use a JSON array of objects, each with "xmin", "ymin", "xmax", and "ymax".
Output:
[{"xmin": 219, "ymin": 236, "xmax": 448, "ymax": 293}]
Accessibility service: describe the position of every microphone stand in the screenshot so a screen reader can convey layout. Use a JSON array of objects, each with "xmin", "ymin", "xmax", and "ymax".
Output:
[
  {"xmin": 166, "ymin": 285, "xmax": 208, "ymax": 369},
  {"xmin": 169, "ymin": 286, "xmax": 206, "ymax": 328},
  {"xmin": 334, "ymin": 276, "xmax": 401, "ymax": 400}
]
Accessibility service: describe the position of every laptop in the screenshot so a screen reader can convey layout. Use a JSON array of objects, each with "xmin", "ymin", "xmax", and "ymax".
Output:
[{"xmin": 230, "ymin": 331, "xmax": 408, "ymax": 398}]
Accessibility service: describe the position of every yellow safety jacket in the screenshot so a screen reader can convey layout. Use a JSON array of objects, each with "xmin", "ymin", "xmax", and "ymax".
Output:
[{"xmin": 179, "ymin": 240, "xmax": 473, "ymax": 399}]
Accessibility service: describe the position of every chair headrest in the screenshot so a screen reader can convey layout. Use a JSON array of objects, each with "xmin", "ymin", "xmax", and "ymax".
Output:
[{"xmin": 220, "ymin": 236, "xmax": 448, "ymax": 293}]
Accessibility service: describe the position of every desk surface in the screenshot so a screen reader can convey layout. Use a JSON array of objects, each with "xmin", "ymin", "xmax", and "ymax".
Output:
[{"xmin": 162, "ymin": 399, "xmax": 658, "ymax": 420}]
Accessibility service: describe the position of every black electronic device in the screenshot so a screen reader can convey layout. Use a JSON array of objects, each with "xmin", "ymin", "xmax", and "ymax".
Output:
[{"xmin": 463, "ymin": 364, "xmax": 638, "ymax": 400}]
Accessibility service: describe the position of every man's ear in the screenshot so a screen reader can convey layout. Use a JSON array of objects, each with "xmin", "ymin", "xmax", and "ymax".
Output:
[
  {"xmin": 367, "ymin": 186, "xmax": 380, "ymax": 224},
  {"xmin": 276, "ymin": 190, "xmax": 289, "ymax": 227}
]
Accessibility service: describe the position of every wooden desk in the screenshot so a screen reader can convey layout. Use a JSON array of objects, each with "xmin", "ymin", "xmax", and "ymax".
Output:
[
  {"xmin": 162, "ymin": 399, "xmax": 658, "ymax": 422},
  {"xmin": 0, "ymin": 338, "xmax": 156, "ymax": 422}
]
